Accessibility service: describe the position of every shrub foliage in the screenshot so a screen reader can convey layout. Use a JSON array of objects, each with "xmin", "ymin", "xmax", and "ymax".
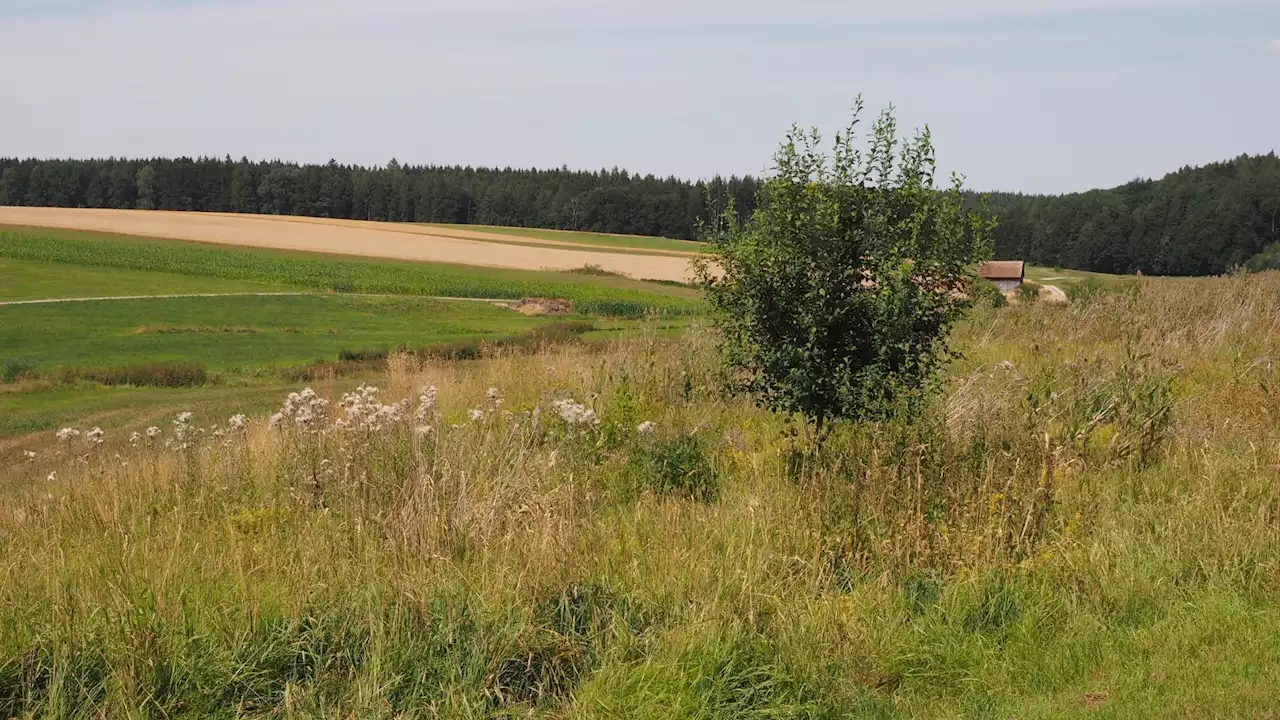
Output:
[{"xmin": 697, "ymin": 99, "xmax": 994, "ymax": 432}]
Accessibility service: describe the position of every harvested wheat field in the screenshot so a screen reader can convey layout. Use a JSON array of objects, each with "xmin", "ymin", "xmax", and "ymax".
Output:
[{"xmin": 0, "ymin": 207, "xmax": 698, "ymax": 282}]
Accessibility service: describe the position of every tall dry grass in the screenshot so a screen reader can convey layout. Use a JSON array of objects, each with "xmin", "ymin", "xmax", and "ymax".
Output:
[{"xmin": 2, "ymin": 274, "xmax": 1279, "ymax": 718}]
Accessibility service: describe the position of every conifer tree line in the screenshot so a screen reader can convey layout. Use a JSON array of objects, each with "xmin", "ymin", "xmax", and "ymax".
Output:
[
  {"xmin": 983, "ymin": 153, "xmax": 1280, "ymax": 276},
  {"xmin": 1, "ymin": 153, "xmax": 1277, "ymax": 276},
  {"xmin": 0, "ymin": 156, "xmax": 760, "ymax": 241}
]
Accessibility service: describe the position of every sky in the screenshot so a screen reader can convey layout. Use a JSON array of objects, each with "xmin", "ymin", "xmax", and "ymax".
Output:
[{"xmin": 1, "ymin": 0, "xmax": 1277, "ymax": 194}]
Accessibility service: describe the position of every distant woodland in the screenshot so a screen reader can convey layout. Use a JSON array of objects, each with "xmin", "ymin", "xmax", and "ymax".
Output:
[
  {"xmin": 985, "ymin": 153, "xmax": 1280, "ymax": 276},
  {"xmin": 2, "ymin": 153, "xmax": 1277, "ymax": 276}
]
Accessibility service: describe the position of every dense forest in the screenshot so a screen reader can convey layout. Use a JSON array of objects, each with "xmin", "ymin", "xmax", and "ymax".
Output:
[
  {"xmin": 0, "ymin": 156, "xmax": 759, "ymax": 241},
  {"xmin": 2, "ymin": 153, "xmax": 1277, "ymax": 276},
  {"xmin": 986, "ymin": 153, "xmax": 1280, "ymax": 276}
]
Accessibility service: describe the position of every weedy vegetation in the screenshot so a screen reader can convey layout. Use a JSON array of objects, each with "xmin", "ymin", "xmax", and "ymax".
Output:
[
  {"xmin": 3, "ymin": 274, "xmax": 1279, "ymax": 717},
  {"xmin": 3, "ymin": 106, "xmax": 1279, "ymax": 719}
]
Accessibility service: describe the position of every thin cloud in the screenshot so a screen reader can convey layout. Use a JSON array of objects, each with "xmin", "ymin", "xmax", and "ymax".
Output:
[{"xmin": 2, "ymin": 0, "xmax": 1258, "ymax": 28}]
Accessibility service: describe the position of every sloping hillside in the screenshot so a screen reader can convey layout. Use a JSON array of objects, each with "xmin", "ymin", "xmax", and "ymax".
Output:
[{"xmin": 982, "ymin": 153, "xmax": 1280, "ymax": 276}]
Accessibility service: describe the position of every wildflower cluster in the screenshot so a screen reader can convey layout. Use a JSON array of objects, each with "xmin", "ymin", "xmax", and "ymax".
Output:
[
  {"xmin": 171, "ymin": 412, "xmax": 195, "ymax": 450},
  {"xmin": 336, "ymin": 385, "xmax": 411, "ymax": 432},
  {"xmin": 212, "ymin": 414, "xmax": 250, "ymax": 445},
  {"xmin": 269, "ymin": 389, "xmax": 329, "ymax": 431},
  {"xmin": 552, "ymin": 398, "xmax": 599, "ymax": 427},
  {"xmin": 55, "ymin": 427, "xmax": 104, "ymax": 449},
  {"xmin": 415, "ymin": 385, "xmax": 439, "ymax": 436}
]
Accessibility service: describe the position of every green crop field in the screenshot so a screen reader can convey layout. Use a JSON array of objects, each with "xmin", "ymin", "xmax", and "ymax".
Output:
[
  {"xmin": 0, "ymin": 256, "xmax": 293, "ymax": 302},
  {"xmin": 426, "ymin": 223, "xmax": 708, "ymax": 254},
  {"xmin": 1, "ymin": 294, "xmax": 562, "ymax": 371},
  {"xmin": 0, "ymin": 227, "xmax": 701, "ymax": 315}
]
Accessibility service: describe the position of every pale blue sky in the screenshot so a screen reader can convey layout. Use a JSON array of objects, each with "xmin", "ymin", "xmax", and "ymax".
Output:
[{"xmin": 1, "ymin": 0, "xmax": 1277, "ymax": 193}]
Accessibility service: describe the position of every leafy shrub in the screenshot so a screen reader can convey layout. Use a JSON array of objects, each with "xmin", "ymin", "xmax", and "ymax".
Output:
[
  {"xmin": 1245, "ymin": 243, "xmax": 1280, "ymax": 272},
  {"xmin": 61, "ymin": 362, "xmax": 208, "ymax": 388},
  {"xmin": 627, "ymin": 434, "xmax": 719, "ymax": 502},
  {"xmin": 1017, "ymin": 281, "xmax": 1041, "ymax": 304},
  {"xmin": 567, "ymin": 264, "xmax": 626, "ymax": 278},
  {"xmin": 696, "ymin": 98, "xmax": 994, "ymax": 433},
  {"xmin": 969, "ymin": 278, "xmax": 1007, "ymax": 308},
  {"xmin": 1065, "ymin": 278, "xmax": 1106, "ymax": 304},
  {"xmin": 338, "ymin": 348, "xmax": 390, "ymax": 363},
  {"xmin": 3, "ymin": 357, "xmax": 37, "ymax": 383}
]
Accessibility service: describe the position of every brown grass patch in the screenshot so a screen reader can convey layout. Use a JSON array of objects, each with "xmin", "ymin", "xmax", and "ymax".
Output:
[{"xmin": 514, "ymin": 298, "xmax": 575, "ymax": 316}]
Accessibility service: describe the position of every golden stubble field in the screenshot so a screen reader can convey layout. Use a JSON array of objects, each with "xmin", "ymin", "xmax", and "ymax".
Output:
[{"xmin": 0, "ymin": 207, "xmax": 698, "ymax": 282}]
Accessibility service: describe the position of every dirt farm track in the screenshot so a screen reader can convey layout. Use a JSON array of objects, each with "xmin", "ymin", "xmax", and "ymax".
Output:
[{"xmin": 0, "ymin": 208, "xmax": 697, "ymax": 283}]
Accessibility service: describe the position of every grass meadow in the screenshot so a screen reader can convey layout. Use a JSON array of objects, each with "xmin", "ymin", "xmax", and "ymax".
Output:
[
  {"xmin": 2, "ymin": 271, "xmax": 1278, "ymax": 717},
  {"xmin": 2, "ymin": 294, "xmax": 562, "ymax": 371},
  {"xmin": 0, "ymin": 228, "xmax": 700, "ymax": 315}
]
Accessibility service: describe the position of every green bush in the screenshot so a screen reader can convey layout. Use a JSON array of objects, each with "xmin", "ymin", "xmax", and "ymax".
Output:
[
  {"xmin": 338, "ymin": 348, "xmax": 390, "ymax": 363},
  {"xmin": 567, "ymin": 264, "xmax": 626, "ymax": 278},
  {"xmin": 969, "ymin": 278, "xmax": 1007, "ymax": 308},
  {"xmin": 627, "ymin": 434, "xmax": 719, "ymax": 502},
  {"xmin": 1065, "ymin": 278, "xmax": 1106, "ymax": 304},
  {"xmin": 1017, "ymin": 281, "xmax": 1041, "ymax": 304},
  {"xmin": 2, "ymin": 357, "xmax": 37, "ymax": 383},
  {"xmin": 61, "ymin": 362, "xmax": 208, "ymax": 388},
  {"xmin": 1245, "ymin": 243, "xmax": 1280, "ymax": 272},
  {"xmin": 696, "ymin": 98, "xmax": 994, "ymax": 433}
]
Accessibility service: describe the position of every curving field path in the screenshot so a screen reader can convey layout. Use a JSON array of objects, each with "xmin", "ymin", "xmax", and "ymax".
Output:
[{"xmin": 0, "ymin": 208, "xmax": 699, "ymax": 283}]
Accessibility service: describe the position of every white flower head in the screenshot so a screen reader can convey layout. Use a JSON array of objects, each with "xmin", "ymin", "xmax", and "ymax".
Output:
[
  {"xmin": 129, "ymin": 432, "xmax": 141, "ymax": 446},
  {"xmin": 145, "ymin": 426, "xmax": 162, "ymax": 439},
  {"xmin": 270, "ymin": 387, "xmax": 329, "ymax": 432},
  {"xmin": 415, "ymin": 385, "xmax": 439, "ymax": 422},
  {"xmin": 468, "ymin": 408, "xmax": 486, "ymax": 423},
  {"xmin": 487, "ymin": 387, "xmax": 504, "ymax": 407},
  {"xmin": 47, "ymin": 471, "xmax": 56, "ymax": 482},
  {"xmin": 227, "ymin": 414, "xmax": 248, "ymax": 432},
  {"xmin": 56, "ymin": 428, "xmax": 80, "ymax": 443},
  {"xmin": 23, "ymin": 450, "xmax": 36, "ymax": 461},
  {"xmin": 637, "ymin": 421, "xmax": 656, "ymax": 436},
  {"xmin": 85, "ymin": 427, "xmax": 105, "ymax": 446},
  {"xmin": 551, "ymin": 399, "xmax": 600, "ymax": 427},
  {"xmin": 336, "ymin": 385, "xmax": 411, "ymax": 432}
]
